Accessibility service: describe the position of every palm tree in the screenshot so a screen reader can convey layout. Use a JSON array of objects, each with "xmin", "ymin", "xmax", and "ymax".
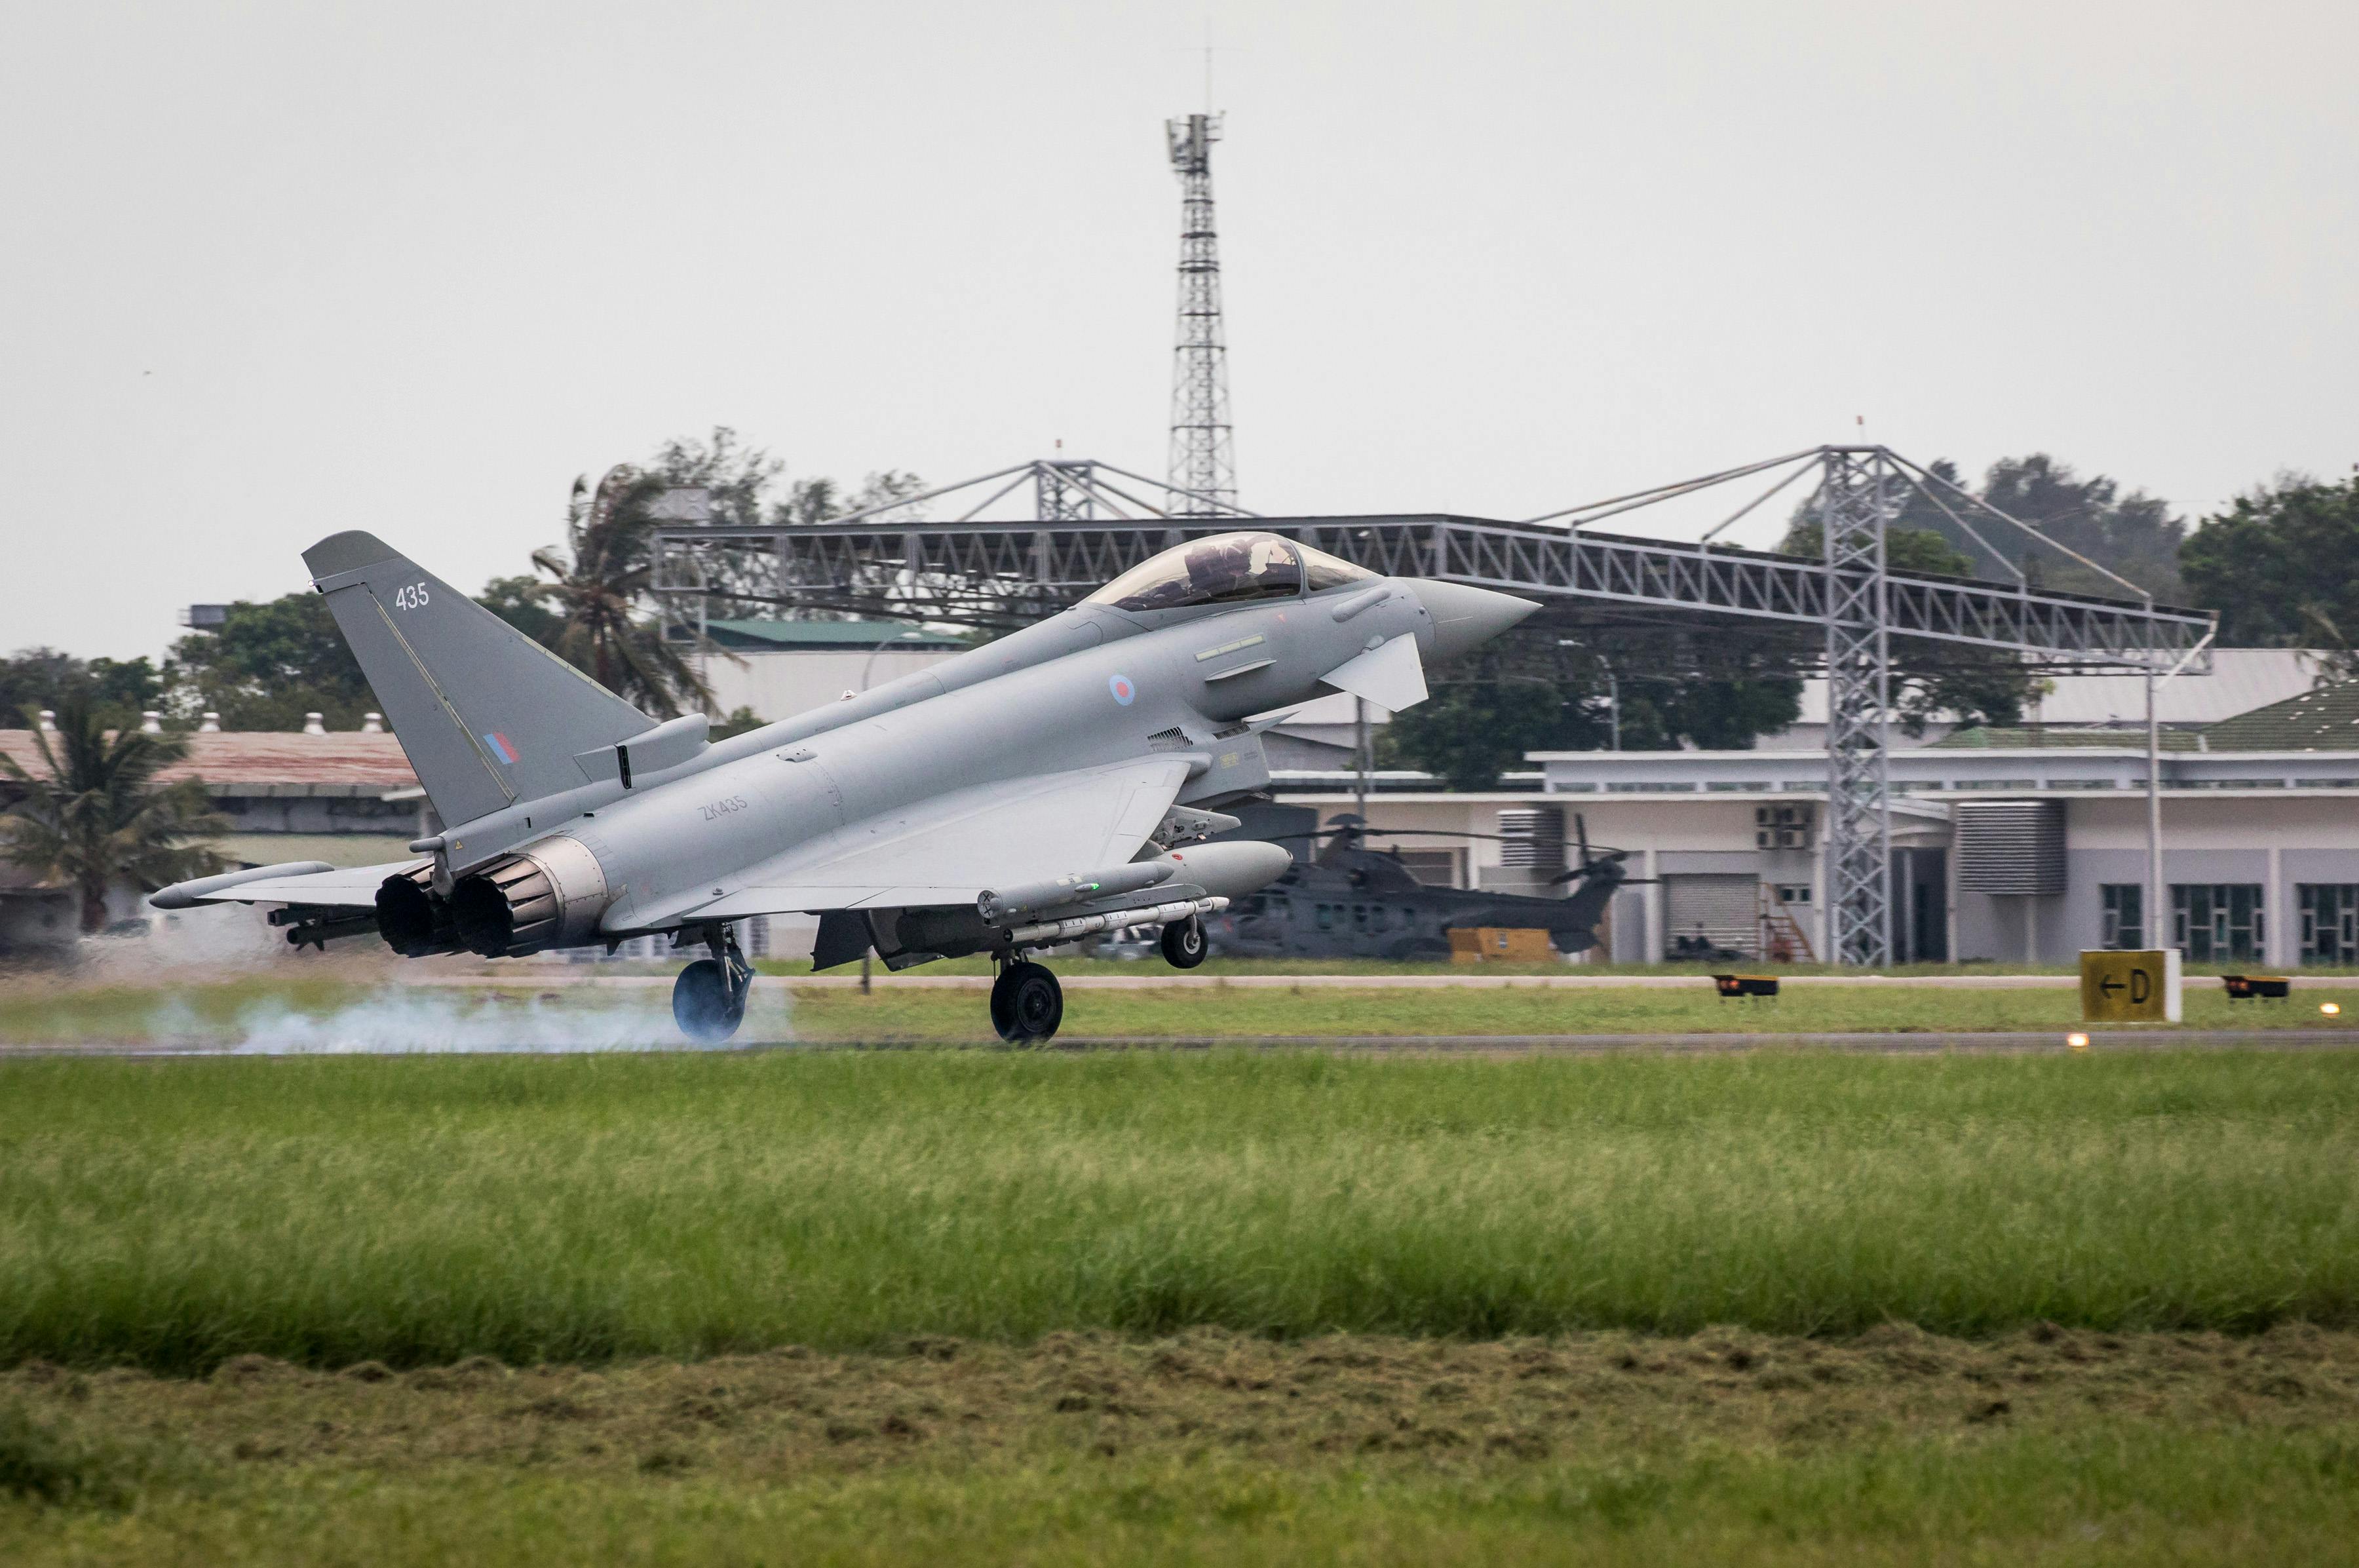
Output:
[
  {"xmin": 531, "ymin": 466, "xmax": 718, "ymax": 719},
  {"xmin": 0, "ymin": 693, "xmax": 227, "ymax": 934}
]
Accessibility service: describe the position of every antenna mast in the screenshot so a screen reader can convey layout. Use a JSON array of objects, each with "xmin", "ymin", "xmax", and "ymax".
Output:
[{"xmin": 1165, "ymin": 110, "xmax": 1235, "ymax": 515}]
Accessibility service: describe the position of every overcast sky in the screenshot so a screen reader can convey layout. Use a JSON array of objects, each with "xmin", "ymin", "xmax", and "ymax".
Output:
[{"xmin": 4, "ymin": 0, "xmax": 2353, "ymax": 659}]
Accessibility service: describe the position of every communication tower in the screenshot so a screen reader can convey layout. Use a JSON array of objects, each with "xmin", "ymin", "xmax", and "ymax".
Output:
[{"xmin": 1166, "ymin": 112, "xmax": 1236, "ymax": 515}]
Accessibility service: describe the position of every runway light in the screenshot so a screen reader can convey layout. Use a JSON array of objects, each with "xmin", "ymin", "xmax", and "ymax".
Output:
[
  {"xmin": 2324, "ymin": 1003, "xmax": 2344, "ymax": 1017},
  {"xmin": 2067, "ymin": 1032, "xmax": 2090, "ymax": 1051}
]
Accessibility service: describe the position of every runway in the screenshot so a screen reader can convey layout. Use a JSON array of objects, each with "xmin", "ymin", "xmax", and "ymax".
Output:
[
  {"xmin": 423, "ymin": 970, "xmax": 2088, "ymax": 992},
  {"xmin": 13, "ymin": 1029, "xmax": 2354, "ymax": 1058}
]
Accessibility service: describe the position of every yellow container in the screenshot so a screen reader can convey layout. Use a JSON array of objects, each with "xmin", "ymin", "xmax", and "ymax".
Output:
[{"xmin": 1450, "ymin": 927, "xmax": 1556, "ymax": 964}]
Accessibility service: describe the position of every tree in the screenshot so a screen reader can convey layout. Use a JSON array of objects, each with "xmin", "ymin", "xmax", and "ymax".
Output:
[
  {"xmin": 1780, "ymin": 520, "xmax": 2042, "ymax": 735},
  {"xmin": 532, "ymin": 467, "xmax": 719, "ymax": 719},
  {"xmin": 1381, "ymin": 628, "xmax": 1805, "ymax": 786},
  {"xmin": 163, "ymin": 594, "xmax": 375, "ymax": 731},
  {"xmin": 2180, "ymin": 474, "xmax": 2359, "ymax": 678},
  {"xmin": 478, "ymin": 576, "xmax": 566, "ymax": 645},
  {"xmin": 1889, "ymin": 453, "xmax": 2185, "ymax": 601},
  {"xmin": 0, "ymin": 650, "xmax": 164, "ymax": 731},
  {"xmin": 529, "ymin": 429, "xmax": 931, "ymax": 711},
  {"xmin": 0, "ymin": 693, "xmax": 227, "ymax": 933}
]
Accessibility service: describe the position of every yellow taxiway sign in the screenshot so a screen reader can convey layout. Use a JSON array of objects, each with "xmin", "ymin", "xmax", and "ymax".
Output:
[{"xmin": 2079, "ymin": 948, "xmax": 2183, "ymax": 1023}]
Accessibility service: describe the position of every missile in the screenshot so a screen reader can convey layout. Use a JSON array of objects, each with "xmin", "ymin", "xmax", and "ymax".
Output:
[{"xmin": 979, "ymin": 861, "xmax": 1176, "ymax": 924}]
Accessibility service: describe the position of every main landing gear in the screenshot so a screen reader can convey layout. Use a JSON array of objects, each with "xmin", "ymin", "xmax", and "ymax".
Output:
[
  {"xmin": 990, "ymin": 957, "xmax": 1064, "ymax": 1044},
  {"xmin": 674, "ymin": 923, "xmax": 754, "ymax": 1043},
  {"xmin": 1160, "ymin": 913, "xmax": 1208, "ymax": 969}
]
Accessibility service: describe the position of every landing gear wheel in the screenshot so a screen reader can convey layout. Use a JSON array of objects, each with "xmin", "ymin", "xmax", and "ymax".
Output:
[
  {"xmin": 1160, "ymin": 915, "xmax": 1208, "ymax": 969},
  {"xmin": 672, "ymin": 959, "xmax": 746, "ymax": 1042},
  {"xmin": 990, "ymin": 960, "xmax": 1063, "ymax": 1044},
  {"xmin": 673, "ymin": 924, "xmax": 754, "ymax": 1043}
]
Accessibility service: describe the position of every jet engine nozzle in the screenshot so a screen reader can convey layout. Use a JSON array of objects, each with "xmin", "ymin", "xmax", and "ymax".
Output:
[
  {"xmin": 450, "ymin": 835, "xmax": 613, "ymax": 957},
  {"xmin": 375, "ymin": 864, "xmax": 463, "ymax": 957}
]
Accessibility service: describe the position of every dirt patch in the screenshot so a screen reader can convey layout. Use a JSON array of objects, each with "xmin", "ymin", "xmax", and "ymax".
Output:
[{"xmin": 7, "ymin": 1326, "xmax": 2358, "ymax": 1482}]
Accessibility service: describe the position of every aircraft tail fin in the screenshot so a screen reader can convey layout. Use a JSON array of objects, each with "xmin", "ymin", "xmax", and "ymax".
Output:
[{"xmin": 303, "ymin": 531, "xmax": 656, "ymax": 826}]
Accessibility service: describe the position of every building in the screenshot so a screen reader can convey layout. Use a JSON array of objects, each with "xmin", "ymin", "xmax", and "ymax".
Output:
[
  {"xmin": 694, "ymin": 620, "xmax": 972, "ymax": 722},
  {"xmin": 1761, "ymin": 649, "xmax": 2324, "ymax": 749},
  {"xmin": 1268, "ymin": 679, "xmax": 2359, "ymax": 968},
  {"xmin": 0, "ymin": 727, "xmax": 425, "ymax": 951}
]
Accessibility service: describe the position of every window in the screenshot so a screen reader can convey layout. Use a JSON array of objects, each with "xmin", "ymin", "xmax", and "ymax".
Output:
[
  {"xmin": 1299, "ymin": 544, "xmax": 1376, "ymax": 592},
  {"xmin": 2172, "ymin": 884, "xmax": 2266, "ymax": 962},
  {"xmin": 1314, "ymin": 903, "xmax": 1334, "ymax": 931},
  {"xmin": 1086, "ymin": 532, "xmax": 1302, "ymax": 613},
  {"xmin": 2299, "ymin": 885, "xmax": 2359, "ymax": 966},
  {"xmin": 2100, "ymin": 884, "xmax": 2144, "ymax": 950},
  {"xmin": 1776, "ymin": 885, "xmax": 1812, "ymax": 906}
]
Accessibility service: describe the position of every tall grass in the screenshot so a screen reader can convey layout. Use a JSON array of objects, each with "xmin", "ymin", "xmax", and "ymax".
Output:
[{"xmin": 3, "ymin": 1050, "xmax": 2357, "ymax": 1370}]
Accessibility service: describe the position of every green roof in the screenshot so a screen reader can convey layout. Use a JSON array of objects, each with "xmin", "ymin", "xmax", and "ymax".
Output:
[
  {"xmin": 2201, "ymin": 679, "xmax": 2359, "ymax": 752},
  {"xmin": 701, "ymin": 619, "xmax": 967, "ymax": 652},
  {"xmin": 1930, "ymin": 725, "xmax": 2203, "ymax": 752}
]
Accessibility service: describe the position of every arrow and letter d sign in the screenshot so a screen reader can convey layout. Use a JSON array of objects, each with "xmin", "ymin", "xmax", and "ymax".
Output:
[{"xmin": 2080, "ymin": 949, "xmax": 2183, "ymax": 1023}]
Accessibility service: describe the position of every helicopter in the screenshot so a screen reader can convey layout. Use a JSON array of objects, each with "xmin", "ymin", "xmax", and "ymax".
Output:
[{"xmin": 1200, "ymin": 812, "xmax": 1645, "ymax": 961}]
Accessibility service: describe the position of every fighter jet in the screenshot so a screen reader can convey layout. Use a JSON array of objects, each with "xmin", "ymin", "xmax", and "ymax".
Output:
[{"xmin": 153, "ymin": 529, "xmax": 1536, "ymax": 1042}]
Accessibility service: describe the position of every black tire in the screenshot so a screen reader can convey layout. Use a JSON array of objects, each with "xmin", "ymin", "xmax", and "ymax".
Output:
[
  {"xmin": 673, "ymin": 958, "xmax": 746, "ymax": 1043},
  {"xmin": 989, "ymin": 964, "xmax": 1022, "ymax": 1040},
  {"xmin": 1160, "ymin": 915, "xmax": 1208, "ymax": 969},
  {"xmin": 994, "ymin": 961, "xmax": 1063, "ymax": 1043}
]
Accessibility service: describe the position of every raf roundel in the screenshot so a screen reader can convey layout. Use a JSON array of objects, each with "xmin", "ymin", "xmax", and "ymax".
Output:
[{"xmin": 1107, "ymin": 674, "xmax": 1136, "ymax": 706}]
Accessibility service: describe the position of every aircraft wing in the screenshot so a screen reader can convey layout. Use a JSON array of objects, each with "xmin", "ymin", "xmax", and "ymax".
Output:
[
  {"xmin": 642, "ymin": 756, "xmax": 1196, "ymax": 924},
  {"xmin": 151, "ymin": 859, "xmax": 428, "ymax": 911}
]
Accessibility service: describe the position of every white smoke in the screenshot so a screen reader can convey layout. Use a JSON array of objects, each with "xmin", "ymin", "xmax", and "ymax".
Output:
[
  {"xmin": 223, "ymin": 984, "xmax": 770, "ymax": 1054},
  {"xmin": 19, "ymin": 902, "xmax": 786, "ymax": 1054}
]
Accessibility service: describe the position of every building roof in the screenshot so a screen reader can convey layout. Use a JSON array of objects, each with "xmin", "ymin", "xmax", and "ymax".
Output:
[
  {"xmin": 1792, "ymin": 648, "xmax": 2326, "ymax": 728},
  {"xmin": 1931, "ymin": 726, "xmax": 2205, "ymax": 752},
  {"xmin": 701, "ymin": 619, "xmax": 967, "ymax": 652},
  {"xmin": 2202, "ymin": 679, "xmax": 2359, "ymax": 752},
  {"xmin": 0, "ymin": 731, "xmax": 418, "ymax": 790}
]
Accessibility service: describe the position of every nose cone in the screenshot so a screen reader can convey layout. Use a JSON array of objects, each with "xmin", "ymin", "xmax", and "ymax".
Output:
[
  {"xmin": 1416, "ymin": 581, "xmax": 1541, "ymax": 660},
  {"xmin": 1164, "ymin": 839, "xmax": 1295, "ymax": 901}
]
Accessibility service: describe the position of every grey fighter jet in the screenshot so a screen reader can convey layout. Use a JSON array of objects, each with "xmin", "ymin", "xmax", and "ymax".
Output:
[{"xmin": 154, "ymin": 529, "xmax": 1536, "ymax": 1042}]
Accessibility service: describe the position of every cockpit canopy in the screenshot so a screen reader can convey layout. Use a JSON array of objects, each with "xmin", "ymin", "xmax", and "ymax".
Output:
[{"xmin": 1084, "ymin": 531, "xmax": 1376, "ymax": 615}]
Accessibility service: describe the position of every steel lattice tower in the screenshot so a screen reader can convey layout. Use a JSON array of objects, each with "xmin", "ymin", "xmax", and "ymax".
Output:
[
  {"xmin": 1166, "ymin": 112, "xmax": 1235, "ymax": 515},
  {"xmin": 1035, "ymin": 460, "xmax": 1098, "ymax": 521},
  {"xmin": 1820, "ymin": 447, "xmax": 1896, "ymax": 967}
]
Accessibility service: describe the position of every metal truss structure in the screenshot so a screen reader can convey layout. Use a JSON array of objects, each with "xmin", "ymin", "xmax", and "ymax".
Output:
[
  {"xmin": 1166, "ymin": 112, "xmax": 1236, "ymax": 514},
  {"xmin": 650, "ymin": 445, "xmax": 2217, "ymax": 966},
  {"xmin": 1816, "ymin": 449, "xmax": 1898, "ymax": 966}
]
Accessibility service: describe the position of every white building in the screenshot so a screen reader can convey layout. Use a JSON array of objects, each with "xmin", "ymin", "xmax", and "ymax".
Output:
[{"xmin": 1269, "ymin": 679, "xmax": 2359, "ymax": 968}]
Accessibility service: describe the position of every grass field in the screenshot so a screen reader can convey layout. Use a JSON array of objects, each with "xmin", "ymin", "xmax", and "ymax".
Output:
[
  {"xmin": 7, "ymin": 1046, "xmax": 2359, "ymax": 1561},
  {"xmin": 7, "ymin": 1048, "xmax": 2359, "ymax": 1368},
  {"xmin": 7, "ymin": 1327, "xmax": 2358, "ymax": 1565},
  {"xmin": 3, "ymin": 972, "xmax": 2356, "ymax": 1046}
]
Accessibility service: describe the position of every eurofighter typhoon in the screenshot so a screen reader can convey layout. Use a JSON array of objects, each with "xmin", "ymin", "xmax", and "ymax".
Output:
[{"xmin": 154, "ymin": 530, "xmax": 1536, "ymax": 1042}]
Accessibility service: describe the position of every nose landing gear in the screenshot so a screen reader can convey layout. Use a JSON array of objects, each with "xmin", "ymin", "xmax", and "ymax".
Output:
[
  {"xmin": 673, "ymin": 923, "xmax": 754, "ymax": 1042},
  {"xmin": 989, "ymin": 957, "xmax": 1064, "ymax": 1043}
]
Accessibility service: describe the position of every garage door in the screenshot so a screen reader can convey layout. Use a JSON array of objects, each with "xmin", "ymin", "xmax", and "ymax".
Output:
[{"xmin": 1663, "ymin": 874, "xmax": 1759, "ymax": 958}]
